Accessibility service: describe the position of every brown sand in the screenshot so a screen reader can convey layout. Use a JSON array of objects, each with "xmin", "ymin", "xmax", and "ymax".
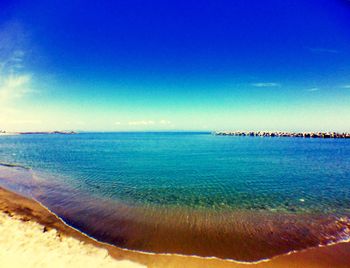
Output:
[{"xmin": 0, "ymin": 186, "xmax": 349, "ymax": 268}]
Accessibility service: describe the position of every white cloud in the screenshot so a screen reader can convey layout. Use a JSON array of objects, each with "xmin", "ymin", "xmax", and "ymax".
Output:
[
  {"xmin": 114, "ymin": 121, "xmax": 121, "ymax": 125},
  {"xmin": 128, "ymin": 120, "xmax": 155, "ymax": 126},
  {"xmin": 251, "ymin": 82, "xmax": 280, "ymax": 88},
  {"xmin": 159, "ymin": 119, "xmax": 171, "ymax": 125},
  {"xmin": 0, "ymin": 22, "xmax": 37, "ymax": 132},
  {"xmin": 126, "ymin": 120, "xmax": 171, "ymax": 127},
  {"xmin": 0, "ymin": 74, "xmax": 31, "ymax": 101},
  {"xmin": 0, "ymin": 22, "xmax": 32, "ymax": 104},
  {"xmin": 306, "ymin": 87, "xmax": 320, "ymax": 92},
  {"xmin": 342, "ymin": 85, "xmax": 350, "ymax": 89}
]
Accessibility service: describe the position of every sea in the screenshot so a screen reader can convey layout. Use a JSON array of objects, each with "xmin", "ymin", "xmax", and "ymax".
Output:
[{"xmin": 0, "ymin": 132, "xmax": 349, "ymax": 262}]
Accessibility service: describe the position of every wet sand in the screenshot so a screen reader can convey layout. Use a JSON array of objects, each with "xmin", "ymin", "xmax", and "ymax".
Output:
[{"xmin": 0, "ymin": 186, "xmax": 350, "ymax": 268}]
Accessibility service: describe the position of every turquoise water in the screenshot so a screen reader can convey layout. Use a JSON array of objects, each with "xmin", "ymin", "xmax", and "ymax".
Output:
[{"xmin": 0, "ymin": 132, "xmax": 350, "ymax": 261}]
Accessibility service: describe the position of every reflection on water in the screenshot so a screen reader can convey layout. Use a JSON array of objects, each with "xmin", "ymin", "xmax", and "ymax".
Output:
[{"xmin": 0, "ymin": 133, "xmax": 350, "ymax": 261}]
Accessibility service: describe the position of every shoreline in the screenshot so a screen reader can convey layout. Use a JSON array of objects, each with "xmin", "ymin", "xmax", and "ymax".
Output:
[{"xmin": 1, "ymin": 186, "xmax": 350, "ymax": 267}]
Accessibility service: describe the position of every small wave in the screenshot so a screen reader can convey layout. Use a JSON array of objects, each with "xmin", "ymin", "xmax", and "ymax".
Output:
[
  {"xmin": 14, "ymin": 195, "xmax": 350, "ymax": 266},
  {"xmin": 32, "ymin": 192, "xmax": 350, "ymax": 265},
  {"xmin": 0, "ymin": 162, "xmax": 31, "ymax": 170},
  {"xmin": 22, "ymin": 196, "xmax": 274, "ymax": 265}
]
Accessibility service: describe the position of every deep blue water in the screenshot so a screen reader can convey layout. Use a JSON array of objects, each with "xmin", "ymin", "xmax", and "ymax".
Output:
[
  {"xmin": 0, "ymin": 132, "xmax": 349, "ymax": 261},
  {"xmin": 1, "ymin": 132, "xmax": 349, "ymax": 213}
]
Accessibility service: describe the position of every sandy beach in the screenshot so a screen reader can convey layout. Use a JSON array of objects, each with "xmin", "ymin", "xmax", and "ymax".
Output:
[
  {"xmin": 0, "ymin": 186, "xmax": 349, "ymax": 268},
  {"xmin": 1, "ymin": 0, "xmax": 350, "ymax": 266}
]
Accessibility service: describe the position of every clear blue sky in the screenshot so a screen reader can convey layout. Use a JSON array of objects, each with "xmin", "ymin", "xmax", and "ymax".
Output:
[{"xmin": 0, "ymin": 0, "xmax": 350, "ymax": 131}]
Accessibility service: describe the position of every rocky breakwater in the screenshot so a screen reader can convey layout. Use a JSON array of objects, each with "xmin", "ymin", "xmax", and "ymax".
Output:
[{"xmin": 215, "ymin": 131, "xmax": 350, "ymax": 139}]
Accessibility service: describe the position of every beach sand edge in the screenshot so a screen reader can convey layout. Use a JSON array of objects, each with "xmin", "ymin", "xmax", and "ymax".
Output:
[{"xmin": 0, "ymin": 186, "xmax": 350, "ymax": 268}]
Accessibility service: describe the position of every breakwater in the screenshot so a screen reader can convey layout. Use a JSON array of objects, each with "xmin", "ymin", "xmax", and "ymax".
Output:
[{"xmin": 215, "ymin": 131, "xmax": 350, "ymax": 138}]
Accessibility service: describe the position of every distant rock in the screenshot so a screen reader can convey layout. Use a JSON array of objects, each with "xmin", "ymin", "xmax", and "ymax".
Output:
[
  {"xmin": 214, "ymin": 131, "xmax": 350, "ymax": 139},
  {"xmin": 19, "ymin": 131, "xmax": 77, "ymax": 135}
]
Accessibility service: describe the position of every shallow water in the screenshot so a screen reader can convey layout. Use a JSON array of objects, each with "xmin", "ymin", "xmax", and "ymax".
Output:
[{"xmin": 0, "ymin": 132, "xmax": 349, "ymax": 261}]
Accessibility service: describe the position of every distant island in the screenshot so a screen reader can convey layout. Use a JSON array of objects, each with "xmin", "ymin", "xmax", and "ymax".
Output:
[
  {"xmin": 19, "ymin": 131, "xmax": 77, "ymax": 135},
  {"xmin": 215, "ymin": 131, "xmax": 350, "ymax": 139},
  {"xmin": 0, "ymin": 131, "xmax": 77, "ymax": 135}
]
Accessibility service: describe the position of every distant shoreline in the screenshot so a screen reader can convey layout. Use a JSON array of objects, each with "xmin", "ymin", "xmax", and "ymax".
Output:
[
  {"xmin": 0, "ymin": 131, "xmax": 76, "ymax": 136},
  {"xmin": 1, "ymin": 130, "xmax": 349, "ymax": 138},
  {"xmin": 0, "ymin": 133, "xmax": 19, "ymax": 136}
]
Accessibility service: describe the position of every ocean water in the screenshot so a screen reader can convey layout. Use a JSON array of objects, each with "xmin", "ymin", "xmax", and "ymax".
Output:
[{"xmin": 0, "ymin": 132, "xmax": 350, "ymax": 261}]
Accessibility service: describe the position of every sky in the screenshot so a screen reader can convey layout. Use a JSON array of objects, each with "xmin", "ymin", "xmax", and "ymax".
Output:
[{"xmin": 0, "ymin": 0, "xmax": 350, "ymax": 132}]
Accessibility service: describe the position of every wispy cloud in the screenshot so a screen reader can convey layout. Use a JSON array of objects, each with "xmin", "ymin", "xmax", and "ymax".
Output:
[
  {"xmin": 308, "ymin": 47, "xmax": 339, "ymax": 54},
  {"xmin": 127, "ymin": 120, "xmax": 171, "ymax": 126},
  {"xmin": 0, "ymin": 74, "xmax": 31, "ymax": 101},
  {"xmin": 306, "ymin": 87, "xmax": 320, "ymax": 92},
  {"xmin": 128, "ymin": 120, "xmax": 155, "ymax": 126},
  {"xmin": 0, "ymin": 22, "xmax": 32, "ymax": 104},
  {"xmin": 251, "ymin": 82, "xmax": 280, "ymax": 88},
  {"xmin": 159, "ymin": 119, "xmax": 171, "ymax": 125},
  {"xmin": 341, "ymin": 85, "xmax": 350, "ymax": 89}
]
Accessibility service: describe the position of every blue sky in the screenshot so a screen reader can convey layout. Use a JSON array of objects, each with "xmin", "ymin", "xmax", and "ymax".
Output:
[{"xmin": 0, "ymin": 0, "xmax": 350, "ymax": 131}]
